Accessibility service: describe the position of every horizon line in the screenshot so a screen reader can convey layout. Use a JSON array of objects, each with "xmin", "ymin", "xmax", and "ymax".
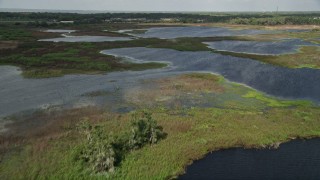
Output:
[{"xmin": 1, "ymin": 8, "xmax": 320, "ymax": 14}]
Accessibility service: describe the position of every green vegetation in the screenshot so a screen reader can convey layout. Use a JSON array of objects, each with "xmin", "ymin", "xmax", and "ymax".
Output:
[{"xmin": 0, "ymin": 28, "xmax": 32, "ymax": 41}]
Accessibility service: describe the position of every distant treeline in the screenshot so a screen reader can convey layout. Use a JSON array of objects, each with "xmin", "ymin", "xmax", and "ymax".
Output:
[
  {"xmin": 230, "ymin": 16, "xmax": 320, "ymax": 25},
  {"xmin": 0, "ymin": 12, "xmax": 319, "ymax": 25}
]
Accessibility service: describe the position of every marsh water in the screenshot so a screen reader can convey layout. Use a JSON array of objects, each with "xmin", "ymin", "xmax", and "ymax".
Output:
[{"xmin": 179, "ymin": 139, "xmax": 320, "ymax": 180}]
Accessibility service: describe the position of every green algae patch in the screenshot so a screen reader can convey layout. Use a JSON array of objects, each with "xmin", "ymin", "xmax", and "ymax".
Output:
[
  {"xmin": 243, "ymin": 90, "xmax": 312, "ymax": 107},
  {"xmin": 184, "ymin": 73, "xmax": 225, "ymax": 83}
]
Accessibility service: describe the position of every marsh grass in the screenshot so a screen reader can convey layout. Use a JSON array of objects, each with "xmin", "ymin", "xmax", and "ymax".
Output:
[{"xmin": 124, "ymin": 73, "xmax": 225, "ymax": 107}]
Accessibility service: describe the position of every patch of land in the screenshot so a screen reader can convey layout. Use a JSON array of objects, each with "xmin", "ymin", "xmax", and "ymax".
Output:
[
  {"xmin": 0, "ymin": 40, "xmax": 167, "ymax": 78},
  {"xmin": 1, "ymin": 73, "xmax": 319, "ymax": 179}
]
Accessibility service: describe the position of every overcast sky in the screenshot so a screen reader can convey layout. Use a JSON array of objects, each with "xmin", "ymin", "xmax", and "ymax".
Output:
[{"xmin": 0, "ymin": 0, "xmax": 320, "ymax": 12}]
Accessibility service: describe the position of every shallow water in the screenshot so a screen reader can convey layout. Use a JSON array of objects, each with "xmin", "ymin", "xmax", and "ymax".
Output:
[
  {"xmin": 39, "ymin": 35, "xmax": 132, "ymax": 42},
  {"xmin": 179, "ymin": 139, "xmax": 320, "ymax": 180},
  {"xmin": 0, "ymin": 66, "xmax": 178, "ymax": 119},
  {"xmin": 103, "ymin": 47, "xmax": 320, "ymax": 102},
  {"xmin": 205, "ymin": 39, "xmax": 319, "ymax": 55},
  {"xmin": 129, "ymin": 26, "xmax": 272, "ymax": 39}
]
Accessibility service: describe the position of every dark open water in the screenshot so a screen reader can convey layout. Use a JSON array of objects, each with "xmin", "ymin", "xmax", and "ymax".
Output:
[{"xmin": 179, "ymin": 139, "xmax": 320, "ymax": 180}]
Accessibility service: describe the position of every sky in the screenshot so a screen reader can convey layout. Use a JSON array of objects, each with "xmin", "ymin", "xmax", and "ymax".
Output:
[{"xmin": 0, "ymin": 0, "xmax": 320, "ymax": 12}]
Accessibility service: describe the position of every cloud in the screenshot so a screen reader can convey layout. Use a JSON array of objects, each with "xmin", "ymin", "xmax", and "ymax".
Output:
[{"xmin": 0, "ymin": 0, "xmax": 319, "ymax": 11}]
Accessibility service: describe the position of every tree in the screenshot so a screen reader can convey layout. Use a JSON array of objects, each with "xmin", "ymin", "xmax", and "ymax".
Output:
[{"xmin": 129, "ymin": 111, "xmax": 167, "ymax": 149}]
